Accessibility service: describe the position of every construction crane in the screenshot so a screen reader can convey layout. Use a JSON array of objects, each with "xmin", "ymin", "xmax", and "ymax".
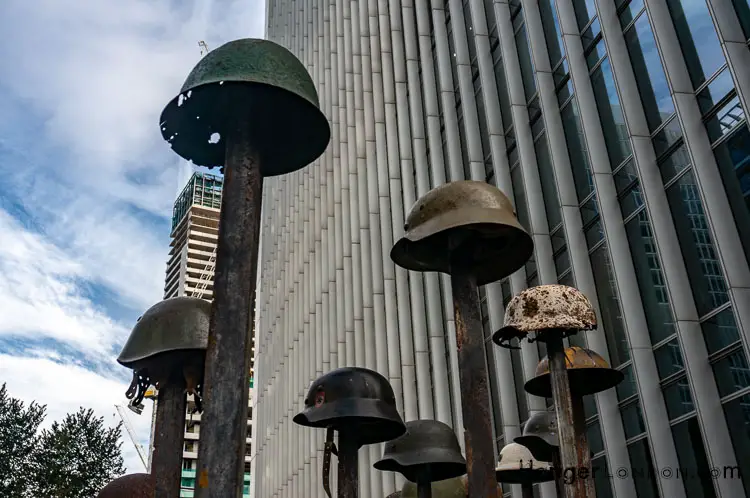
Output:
[
  {"xmin": 199, "ymin": 41, "xmax": 210, "ymax": 56},
  {"xmin": 115, "ymin": 404, "xmax": 149, "ymax": 471}
]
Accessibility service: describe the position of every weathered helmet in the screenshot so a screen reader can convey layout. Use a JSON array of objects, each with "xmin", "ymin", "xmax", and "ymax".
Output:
[
  {"xmin": 374, "ymin": 419, "xmax": 466, "ymax": 483},
  {"xmin": 293, "ymin": 367, "xmax": 406, "ymax": 445},
  {"xmin": 160, "ymin": 38, "xmax": 330, "ymax": 176},
  {"xmin": 118, "ymin": 297, "xmax": 211, "ymax": 407},
  {"xmin": 401, "ymin": 475, "xmax": 502, "ymax": 498},
  {"xmin": 514, "ymin": 410, "xmax": 559, "ymax": 461},
  {"xmin": 495, "ymin": 442, "xmax": 553, "ymax": 484},
  {"xmin": 96, "ymin": 473, "xmax": 154, "ymax": 498},
  {"xmin": 385, "ymin": 493, "xmax": 402, "ymax": 498},
  {"xmin": 525, "ymin": 346, "xmax": 624, "ymax": 397},
  {"xmin": 492, "ymin": 285, "xmax": 597, "ymax": 348},
  {"xmin": 390, "ymin": 181, "xmax": 533, "ymax": 286}
]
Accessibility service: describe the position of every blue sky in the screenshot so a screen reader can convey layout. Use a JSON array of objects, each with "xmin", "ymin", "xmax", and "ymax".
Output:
[{"xmin": 0, "ymin": 0, "xmax": 264, "ymax": 473}]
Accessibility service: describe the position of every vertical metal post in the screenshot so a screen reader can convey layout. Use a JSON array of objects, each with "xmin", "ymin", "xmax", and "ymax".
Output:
[
  {"xmin": 572, "ymin": 395, "xmax": 596, "ymax": 497},
  {"xmin": 521, "ymin": 482, "xmax": 535, "ymax": 498},
  {"xmin": 337, "ymin": 432, "xmax": 359, "ymax": 498},
  {"xmin": 152, "ymin": 381, "xmax": 187, "ymax": 498},
  {"xmin": 416, "ymin": 473, "xmax": 432, "ymax": 498},
  {"xmin": 449, "ymin": 265, "xmax": 498, "ymax": 498},
  {"xmin": 543, "ymin": 331, "xmax": 588, "ymax": 498},
  {"xmin": 195, "ymin": 113, "xmax": 264, "ymax": 498}
]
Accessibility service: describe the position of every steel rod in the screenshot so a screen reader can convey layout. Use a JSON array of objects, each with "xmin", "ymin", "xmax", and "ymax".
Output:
[
  {"xmin": 543, "ymin": 331, "xmax": 587, "ymax": 498},
  {"xmin": 152, "ymin": 380, "xmax": 187, "ymax": 498},
  {"xmin": 337, "ymin": 432, "xmax": 359, "ymax": 498},
  {"xmin": 521, "ymin": 482, "xmax": 535, "ymax": 498},
  {"xmin": 195, "ymin": 113, "xmax": 263, "ymax": 498},
  {"xmin": 449, "ymin": 265, "xmax": 498, "ymax": 498},
  {"xmin": 416, "ymin": 479, "xmax": 432, "ymax": 498},
  {"xmin": 572, "ymin": 395, "xmax": 596, "ymax": 497}
]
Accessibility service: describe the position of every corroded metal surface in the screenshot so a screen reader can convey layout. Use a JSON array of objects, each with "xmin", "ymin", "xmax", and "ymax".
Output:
[
  {"xmin": 159, "ymin": 39, "xmax": 330, "ymax": 175},
  {"xmin": 573, "ymin": 395, "xmax": 597, "ymax": 497},
  {"xmin": 390, "ymin": 180, "xmax": 533, "ymax": 286},
  {"xmin": 495, "ymin": 442, "xmax": 553, "ymax": 485},
  {"xmin": 338, "ymin": 430, "xmax": 360, "ymax": 498},
  {"xmin": 153, "ymin": 381, "xmax": 187, "ymax": 498},
  {"xmin": 401, "ymin": 475, "xmax": 502, "ymax": 498},
  {"xmin": 525, "ymin": 346, "xmax": 624, "ymax": 397},
  {"xmin": 194, "ymin": 118, "xmax": 262, "ymax": 498},
  {"xmin": 493, "ymin": 285, "xmax": 596, "ymax": 348},
  {"xmin": 96, "ymin": 473, "xmax": 154, "ymax": 498}
]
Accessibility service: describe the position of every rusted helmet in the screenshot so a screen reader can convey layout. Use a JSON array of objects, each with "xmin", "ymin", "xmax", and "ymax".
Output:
[
  {"xmin": 96, "ymin": 473, "xmax": 154, "ymax": 498},
  {"xmin": 492, "ymin": 285, "xmax": 597, "ymax": 348},
  {"xmin": 117, "ymin": 297, "xmax": 211, "ymax": 408},
  {"xmin": 385, "ymin": 493, "xmax": 402, "ymax": 498},
  {"xmin": 160, "ymin": 38, "xmax": 330, "ymax": 176},
  {"xmin": 495, "ymin": 442, "xmax": 553, "ymax": 484},
  {"xmin": 390, "ymin": 181, "xmax": 533, "ymax": 286},
  {"xmin": 525, "ymin": 346, "xmax": 624, "ymax": 397},
  {"xmin": 293, "ymin": 367, "xmax": 406, "ymax": 445},
  {"xmin": 374, "ymin": 419, "xmax": 466, "ymax": 483},
  {"xmin": 515, "ymin": 410, "xmax": 559, "ymax": 461},
  {"xmin": 401, "ymin": 475, "xmax": 502, "ymax": 497}
]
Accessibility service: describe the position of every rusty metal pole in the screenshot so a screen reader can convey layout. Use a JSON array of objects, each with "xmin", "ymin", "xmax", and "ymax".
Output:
[
  {"xmin": 449, "ymin": 262, "xmax": 499, "ymax": 498},
  {"xmin": 542, "ymin": 330, "xmax": 589, "ymax": 498},
  {"xmin": 416, "ymin": 472, "xmax": 432, "ymax": 498},
  {"xmin": 552, "ymin": 452, "xmax": 565, "ymax": 498},
  {"xmin": 572, "ymin": 395, "xmax": 596, "ymax": 497},
  {"xmin": 152, "ymin": 380, "xmax": 187, "ymax": 498},
  {"xmin": 337, "ymin": 431, "xmax": 359, "ymax": 498},
  {"xmin": 521, "ymin": 482, "xmax": 534, "ymax": 498},
  {"xmin": 195, "ymin": 114, "xmax": 263, "ymax": 498}
]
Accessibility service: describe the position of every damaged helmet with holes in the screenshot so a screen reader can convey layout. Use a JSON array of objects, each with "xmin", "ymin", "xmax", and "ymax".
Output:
[
  {"xmin": 117, "ymin": 297, "xmax": 211, "ymax": 412},
  {"xmin": 96, "ymin": 474, "xmax": 154, "ymax": 498},
  {"xmin": 293, "ymin": 367, "xmax": 406, "ymax": 445},
  {"xmin": 401, "ymin": 475, "xmax": 502, "ymax": 498},
  {"xmin": 525, "ymin": 346, "xmax": 624, "ymax": 398},
  {"xmin": 514, "ymin": 409, "xmax": 559, "ymax": 462},
  {"xmin": 374, "ymin": 419, "xmax": 466, "ymax": 483},
  {"xmin": 492, "ymin": 284, "xmax": 597, "ymax": 349},
  {"xmin": 159, "ymin": 38, "xmax": 330, "ymax": 176},
  {"xmin": 495, "ymin": 442, "xmax": 554, "ymax": 485},
  {"xmin": 390, "ymin": 180, "xmax": 533, "ymax": 286}
]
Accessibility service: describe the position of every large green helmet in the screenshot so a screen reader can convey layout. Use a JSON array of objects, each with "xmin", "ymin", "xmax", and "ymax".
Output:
[
  {"xmin": 374, "ymin": 419, "xmax": 466, "ymax": 483},
  {"xmin": 96, "ymin": 473, "xmax": 154, "ymax": 498},
  {"xmin": 401, "ymin": 475, "xmax": 502, "ymax": 497},
  {"xmin": 390, "ymin": 181, "xmax": 533, "ymax": 286},
  {"xmin": 159, "ymin": 38, "xmax": 330, "ymax": 176},
  {"xmin": 514, "ymin": 410, "xmax": 559, "ymax": 462},
  {"xmin": 525, "ymin": 346, "xmax": 623, "ymax": 398},
  {"xmin": 293, "ymin": 367, "xmax": 406, "ymax": 445}
]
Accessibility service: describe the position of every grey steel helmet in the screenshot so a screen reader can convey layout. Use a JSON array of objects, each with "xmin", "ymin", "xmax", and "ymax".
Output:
[
  {"xmin": 374, "ymin": 419, "xmax": 467, "ymax": 483},
  {"xmin": 514, "ymin": 410, "xmax": 559, "ymax": 461},
  {"xmin": 390, "ymin": 180, "xmax": 533, "ymax": 286},
  {"xmin": 118, "ymin": 297, "xmax": 211, "ymax": 409},
  {"xmin": 493, "ymin": 285, "xmax": 597, "ymax": 349},
  {"xmin": 525, "ymin": 346, "xmax": 624, "ymax": 398},
  {"xmin": 96, "ymin": 474, "xmax": 154, "ymax": 498}
]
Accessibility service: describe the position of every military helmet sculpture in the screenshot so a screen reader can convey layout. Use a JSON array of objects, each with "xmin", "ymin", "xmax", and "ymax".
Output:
[
  {"xmin": 159, "ymin": 38, "xmax": 330, "ymax": 175},
  {"xmin": 117, "ymin": 297, "xmax": 211, "ymax": 411},
  {"xmin": 96, "ymin": 473, "xmax": 154, "ymax": 498},
  {"xmin": 374, "ymin": 419, "xmax": 466, "ymax": 483},
  {"xmin": 493, "ymin": 284, "xmax": 597, "ymax": 349},
  {"xmin": 390, "ymin": 180, "xmax": 533, "ymax": 285},
  {"xmin": 495, "ymin": 442, "xmax": 554, "ymax": 484},
  {"xmin": 514, "ymin": 409, "xmax": 560, "ymax": 462},
  {"xmin": 525, "ymin": 346, "xmax": 624, "ymax": 398},
  {"xmin": 401, "ymin": 475, "xmax": 502, "ymax": 498}
]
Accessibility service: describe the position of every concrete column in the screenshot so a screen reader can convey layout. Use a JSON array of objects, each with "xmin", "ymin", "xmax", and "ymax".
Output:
[{"xmin": 705, "ymin": 0, "xmax": 750, "ymax": 115}]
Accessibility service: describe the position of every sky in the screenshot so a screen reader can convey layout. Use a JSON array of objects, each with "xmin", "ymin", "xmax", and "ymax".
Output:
[{"xmin": 0, "ymin": 0, "xmax": 265, "ymax": 474}]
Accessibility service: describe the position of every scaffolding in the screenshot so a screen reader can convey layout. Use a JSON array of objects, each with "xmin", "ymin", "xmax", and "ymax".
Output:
[{"xmin": 171, "ymin": 172, "xmax": 224, "ymax": 232}]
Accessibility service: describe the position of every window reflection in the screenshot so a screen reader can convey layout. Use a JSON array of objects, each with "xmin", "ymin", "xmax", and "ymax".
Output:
[
  {"xmin": 590, "ymin": 58, "xmax": 632, "ymax": 166},
  {"xmin": 535, "ymin": 134, "xmax": 562, "ymax": 229},
  {"xmin": 587, "ymin": 421, "xmax": 604, "ymax": 454},
  {"xmin": 561, "ymin": 98, "xmax": 595, "ymax": 201},
  {"xmin": 539, "ymin": 0, "xmax": 564, "ymax": 67},
  {"xmin": 663, "ymin": 376, "xmax": 695, "ymax": 419},
  {"xmin": 572, "ymin": 0, "xmax": 597, "ymax": 30},
  {"xmin": 672, "ymin": 417, "xmax": 718, "ymax": 497},
  {"xmin": 515, "ymin": 22, "xmax": 536, "ymax": 101},
  {"xmin": 627, "ymin": 438, "xmax": 660, "ymax": 498},
  {"xmin": 732, "ymin": 0, "xmax": 750, "ymax": 41},
  {"xmin": 702, "ymin": 307, "xmax": 741, "ymax": 355},
  {"xmin": 722, "ymin": 393, "xmax": 750, "ymax": 495},
  {"xmin": 592, "ymin": 456, "xmax": 614, "ymax": 497},
  {"xmin": 590, "ymin": 244, "xmax": 630, "ymax": 366},
  {"xmin": 712, "ymin": 349, "xmax": 750, "ymax": 398},
  {"xmin": 654, "ymin": 339, "xmax": 685, "ymax": 380},
  {"xmin": 697, "ymin": 68, "xmax": 735, "ymax": 115},
  {"xmin": 619, "ymin": 0, "xmax": 645, "ymax": 28},
  {"xmin": 617, "ymin": 364, "xmax": 638, "ymax": 401},
  {"xmin": 621, "ymin": 401, "xmax": 646, "ymax": 438}
]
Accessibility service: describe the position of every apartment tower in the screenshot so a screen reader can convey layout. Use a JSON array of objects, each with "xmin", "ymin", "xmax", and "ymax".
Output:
[{"xmin": 252, "ymin": 0, "xmax": 750, "ymax": 497}]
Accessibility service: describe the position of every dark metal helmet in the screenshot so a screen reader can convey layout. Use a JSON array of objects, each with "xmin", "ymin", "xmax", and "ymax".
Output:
[
  {"xmin": 374, "ymin": 419, "xmax": 466, "ymax": 483},
  {"xmin": 514, "ymin": 410, "xmax": 559, "ymax": 461},
  {"xmin": 495, "ymin": 442, "xmax": 553, "ymax": 485},
  {"xmin": 401, "ymin": 475, "xmax": 502, "ymax": 498},
  {"xmin": 293, "ymin": 367, "xmax": 406, "ymax": 445},
  {"xmin": 160, "ymin": 38, "xmax": 330, "ymax": 176},
  {"xmin": 390, "ymin": 181, "xmax": 533, "ymax": 286},
  {"xmin": 493, "ymin": 285, "xmax": 597, "ymax": 349},
  {"xmin": 385, "ymin": 493, "xmax": 402, "ymax": 498},
  {"xmin": 525, "ymin": 346, "xmax": 624, "ymax": 398},
  {"xmin": 96, "ymin": 473, "xmax": 154, "ymax": 498}
]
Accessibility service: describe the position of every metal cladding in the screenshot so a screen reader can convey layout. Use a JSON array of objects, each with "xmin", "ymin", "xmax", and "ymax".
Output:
[
  {"xmin": 374, "ymin": 419, "xmax": 467, "ymax": 483},
  {"xmin": 494, "ymin": 442, "xmax": 553, "ymax": 484},
  {"xmin": 525, "ymin": 346, "xmax": 625, "ymax": 398},
  {"xmin": 390, "ymin": 180, "xmax": 533, "ymax": 285},
  {"xmin": 492, "ymin": 284, "xmax": 597, "ymax": 348},
  {"xmin": 96, "ymin": 473, "xmax": 154, "ymax": 498},
  {"xmin": 159, "ymin": 38, "xmax": 331, "ymax": 175},
  {"xmin": 400, "ymin": 475, "xmax": 502, "ymax": 498},
  {"xmin": 514, "ymin": 410, "xmax": 559, "ymax": 462},
  {"xmin": 292, "ymin": 367, "xmax": 406, "ymax": 445}
]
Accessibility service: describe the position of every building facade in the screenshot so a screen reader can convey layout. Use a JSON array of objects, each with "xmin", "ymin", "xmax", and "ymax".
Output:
[
  {"xmin": 252, "ymin": 0, "xmax": 750, "ymax": 497},
  {"xmin": 159, "ymin": 172, "xmax": 254, "ymax": 497}
]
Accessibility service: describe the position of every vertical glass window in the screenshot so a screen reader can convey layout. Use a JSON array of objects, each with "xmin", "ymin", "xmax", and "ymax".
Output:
[
  {"xmin": 572, "ymin": 0, "xmax": 597, "ymax": 30},
  {"xmin": 619, "ymin": 0, "xmax": 645, "ymax": 27},
  {"xmin": 561, "ymin": 98, "xmax": 595, "ymax": 201},
  {"xmin": 617, "ymin": 364, "xmax": 638, "ymax": 401},
  {"xmin": 590, "ymin": 244, "xmax": 630, "ymax": 366},
  {"xmin": 590, "ymin": 58, "xmax": 633, "ymax": 166},
  {"xmin": 712, "ymin": 350, "xmax": 750, "ymax": 397},
  {"xmin": 701, "ymin": 307, "xmax": 741, "ymax": 355},
  {"xmin": 663, "ymin": 376, "xmax": 695, "ymax": 419},
  {"xmin": 713, "ymin": 124, "xmax": 750, "ymax": 269},
  {"xmin": 539, "ymin": 0, "xmax": 564, "ymax": 67},
  {"xmin": 654, "ymin": 339, "xmax": 685, "ymax": 379},
  {"xmin": 624, "ymin": 14, "xmax": 675, "ymax": 131},
  {"xmin": 732, "ymin": 0, "xmax": 750, "ymax": 40},
  {"xmin": 511, "ymin": 165, "xmax": 529, "ymax": 229},
  {"xmin": 672, "ymin": 417, "xmax": 718, "ymax": 497},
  {"xmin": 592, "ymin": 456, "xmax": 614, "ymax": 497},
  {"xmin": 535, "ymin": 134, "xmax": 562, "ymax": 229},
  {"xmin": 722, "ymin": 393, "xmax": 750, "ymax": 495},
  {"xmin": 627, "ymin": 438, "xmax": 660, "ymax": 497},
  {"xmin": 665, "ymin": 170, "xmax": 730, "ymax": 315},
  {"xmin": 621, "ymin": 401, "xmax": 646, "ymax": 438},
  {"xmin": 666, "ymin": 0, "xmax": 726, "ymax": 88},
  {"xmin": 515, "ymin": 22, "xmax": 537, "ymax": 100}
]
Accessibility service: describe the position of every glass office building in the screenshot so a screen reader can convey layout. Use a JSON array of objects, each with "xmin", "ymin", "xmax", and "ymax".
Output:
[{"xmin": 251, "ymin": 0, "xmax": 750, "ymax": 497}]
